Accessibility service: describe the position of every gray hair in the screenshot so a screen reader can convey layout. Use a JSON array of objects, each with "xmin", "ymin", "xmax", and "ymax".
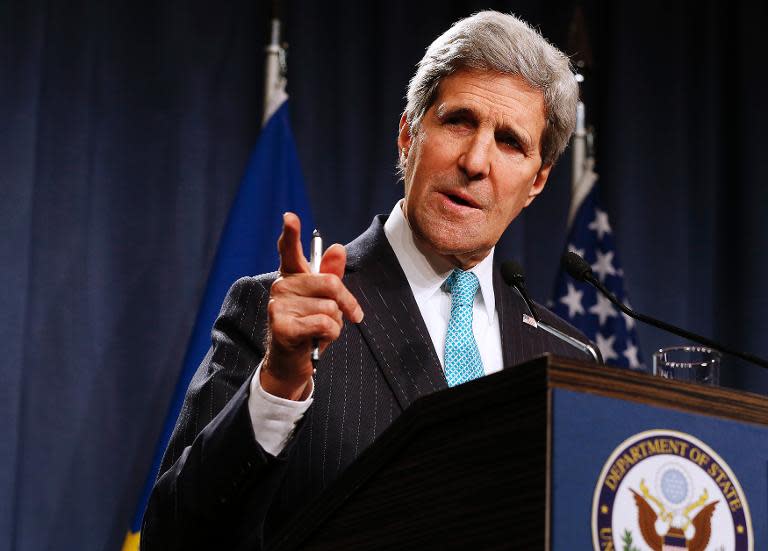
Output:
[{"xmin": 403, "ymin": 11, "xmax": 577, "ymax": 167}]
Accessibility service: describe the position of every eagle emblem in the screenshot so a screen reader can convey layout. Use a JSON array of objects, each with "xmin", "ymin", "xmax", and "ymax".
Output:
[{"xmin": 631, "ymin": 479, "xmax": 717, "ymax": 551}]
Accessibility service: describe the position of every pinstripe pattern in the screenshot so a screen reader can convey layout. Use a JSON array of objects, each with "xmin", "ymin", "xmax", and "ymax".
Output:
[{"xmin": 143, "ymin": 215, "xmax": 594, "ymax": 551}]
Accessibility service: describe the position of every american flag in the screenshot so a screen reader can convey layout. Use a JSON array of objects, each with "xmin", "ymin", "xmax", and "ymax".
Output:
[{"xmin": 551, "ymin": 160, "xmax": 645, "ymax": 370}]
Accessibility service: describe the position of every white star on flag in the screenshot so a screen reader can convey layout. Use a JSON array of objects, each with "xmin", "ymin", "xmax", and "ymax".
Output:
[
  {"xmin": 623, "ymin": 342, "xmax": 640, "ymax": 368},
  {"xmin": 591, "ymin": 250, "xmax": 617, "ymax": 281},
  {"xmin": 589, "ymin": 293, "xmax": 618, "ymax": 326},
  {"xmin": 588, "ymin": 208, "xmax": 612, "ymax": 239},
  {"xmin": 596, "ymin": 333, "xmax": 618, "ymax": 361},
  {"xmin": 560, "ymin": 282, "xmax": 585, "ymax": 318}
]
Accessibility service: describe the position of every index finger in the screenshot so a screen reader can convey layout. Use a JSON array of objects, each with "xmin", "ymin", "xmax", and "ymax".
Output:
[{"xmin": 278, "ymin": 212, "xmax": 310, "ymax": 275}]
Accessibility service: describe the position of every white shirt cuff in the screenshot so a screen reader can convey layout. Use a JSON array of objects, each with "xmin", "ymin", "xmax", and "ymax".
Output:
[{"xmin": 247, "ymin": 362, "xmax": 314, "ymax": 457}]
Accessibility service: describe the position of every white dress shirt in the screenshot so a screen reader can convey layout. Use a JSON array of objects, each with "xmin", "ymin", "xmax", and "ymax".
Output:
[
  {"xmin": 248, "ymin": 201, "xmax": 503, "ymax": 456},
  {"xmin": 383, "ymin": 200, "xmax": 503, "ymax": 376}
]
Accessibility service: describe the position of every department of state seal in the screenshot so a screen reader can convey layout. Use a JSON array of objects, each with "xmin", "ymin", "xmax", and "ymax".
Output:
[{"xmin": 591, "ymin": 429, "xmax": 752, "ymax": 550}]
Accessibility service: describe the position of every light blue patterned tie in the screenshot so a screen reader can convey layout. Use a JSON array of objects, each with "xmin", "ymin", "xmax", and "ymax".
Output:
[{"xmin": 444, "ymin": 269, "xmax": 484, "ymax": 387}]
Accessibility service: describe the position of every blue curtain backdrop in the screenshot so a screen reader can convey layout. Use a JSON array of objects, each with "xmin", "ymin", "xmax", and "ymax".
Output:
[{"xmin": 1, "ymin": 1, "xmax": 766, "ymax": 550}]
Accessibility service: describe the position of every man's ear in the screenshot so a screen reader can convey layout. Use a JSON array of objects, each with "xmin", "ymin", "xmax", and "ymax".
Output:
[
  {"xmin": 524, "ymin": 163, "xmax": 552, "ymax": 207},
  {"xmin": 397, "ymin": 112, "xmax": 411, "ymax": 156}
]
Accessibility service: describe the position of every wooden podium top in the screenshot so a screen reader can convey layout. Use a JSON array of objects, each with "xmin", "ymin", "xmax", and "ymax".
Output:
[
  {"xmin": 548, "ymin": 355, "xmax": 768, "ymax": 427},
  {"xmin": 268, "ymin": 355, "xmax": 768, "ymax": 550}
]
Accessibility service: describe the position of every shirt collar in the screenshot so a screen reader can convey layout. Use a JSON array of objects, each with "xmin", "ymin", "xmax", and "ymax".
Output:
[{"xmin": 383, "ymin": 200, "xmax": 496, "ymax": 325}]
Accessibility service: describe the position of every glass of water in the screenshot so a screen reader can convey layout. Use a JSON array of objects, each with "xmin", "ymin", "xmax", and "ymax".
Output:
[{"xmin": 653, "ymin": 346, "xmax": 720, "ymax": 386}]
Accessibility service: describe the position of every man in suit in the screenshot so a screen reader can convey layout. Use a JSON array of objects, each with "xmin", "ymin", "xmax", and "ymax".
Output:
[{"xmin": 142, "ymin": 10, "xmax": 592, "ymax": 551}]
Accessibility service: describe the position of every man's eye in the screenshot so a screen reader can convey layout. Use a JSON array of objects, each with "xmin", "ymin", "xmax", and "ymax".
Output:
[{"xmin": 499, "ymin": 135, "xmax": 520, "ymax": 149}]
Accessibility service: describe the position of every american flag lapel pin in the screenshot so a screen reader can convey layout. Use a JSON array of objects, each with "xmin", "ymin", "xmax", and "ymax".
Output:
[{"xmin": 522, "ymin": 314, "xmax": 538, "ymax": 328}]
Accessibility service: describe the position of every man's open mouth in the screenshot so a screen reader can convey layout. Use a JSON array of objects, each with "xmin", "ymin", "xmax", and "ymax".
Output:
[{"xmin": 443, "ymin": 191, "xmax": 479, "ymax": 209}]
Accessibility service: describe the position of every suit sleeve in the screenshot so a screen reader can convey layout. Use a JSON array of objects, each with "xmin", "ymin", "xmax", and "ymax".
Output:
[{"xmin": 141, "ymin": 275, "xmax": 302, "ymax": 551}]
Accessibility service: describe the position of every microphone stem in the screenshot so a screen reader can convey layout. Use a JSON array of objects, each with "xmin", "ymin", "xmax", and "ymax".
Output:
[
  {"xmin": 537, "ymin": 320, "xmax": 601, "ymax": 364},
  {"xmin": 587, "ymin": 275, "xmax": 768, "ymax": 370},
  {"xmin": 508, "ymin": 279, "xmax": 602, "ymax": 364}
]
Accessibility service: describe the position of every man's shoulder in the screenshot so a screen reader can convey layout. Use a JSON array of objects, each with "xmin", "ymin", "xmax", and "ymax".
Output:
[
  {"xmin": 230, "ymin": 271, "xmax": 280, "ymax": 291},
  {"xmin": 344, "ymin": 214, "xmax": 389, "ymax": 270},
  {"xmin": 219, "ymin": 272, "xmax": 280, "ymax": 313}
]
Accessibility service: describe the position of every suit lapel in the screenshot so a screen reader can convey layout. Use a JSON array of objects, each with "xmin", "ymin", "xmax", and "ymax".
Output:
[
  {"xmin": 344, "ymin": 216, "xmax": 447, "ymax": 410},
  {"xmin": 494, "ymin": 267, "xmax": 543, "ymax": 369}
]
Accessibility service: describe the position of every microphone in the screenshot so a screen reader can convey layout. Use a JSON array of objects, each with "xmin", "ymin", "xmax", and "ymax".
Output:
[
  {"xmin": 562, "ymin": 251, "xmax": 768, "ymax": 370},
  {"xmin": 501, "ymin": 261, "xmax": 602, "ymax": 364},
  {"xmin": 500, "ymin": 261, "xmax": 541, "ymax": 321}
]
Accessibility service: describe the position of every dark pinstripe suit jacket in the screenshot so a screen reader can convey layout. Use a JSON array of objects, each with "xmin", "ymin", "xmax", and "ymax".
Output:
[{"xmin": 141, "ymin": 215, "xmax": 592, "ymax": 551}]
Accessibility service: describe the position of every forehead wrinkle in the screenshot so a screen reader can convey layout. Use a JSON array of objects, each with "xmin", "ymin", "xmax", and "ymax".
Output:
[{"xmin": 428, "ymin": 68, "xmax": 546, "ymax": 159}]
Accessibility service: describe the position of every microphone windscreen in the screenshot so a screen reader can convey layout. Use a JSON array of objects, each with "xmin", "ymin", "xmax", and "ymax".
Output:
[
  {"xmin": 562, "ymin": 251, "xmax": 593, "ymax": 281},
  {"xmin": 500, "ymin": 260, "xmax": 525, "ymax": 287}
]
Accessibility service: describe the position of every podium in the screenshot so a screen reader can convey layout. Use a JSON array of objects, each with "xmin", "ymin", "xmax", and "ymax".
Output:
[{"xmin": 269, "ymin": 355, "xmax": 768, "ymax": 550}]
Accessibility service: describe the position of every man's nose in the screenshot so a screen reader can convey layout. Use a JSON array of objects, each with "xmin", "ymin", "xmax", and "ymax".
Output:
[{"xmin": 457, "ymin": 132, "xmax": 492, "ymax": 181}]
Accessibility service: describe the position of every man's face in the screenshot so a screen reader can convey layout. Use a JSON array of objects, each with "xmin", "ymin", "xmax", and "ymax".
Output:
[{"xmin": 398, "ymin": 67, "xmax": 552, "ymax": 268}]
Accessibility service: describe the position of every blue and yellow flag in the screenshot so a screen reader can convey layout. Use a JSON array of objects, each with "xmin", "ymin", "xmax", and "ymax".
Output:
[{"xmin": 122, "ymin": 98, "xmax": 313, "ymax": 550}]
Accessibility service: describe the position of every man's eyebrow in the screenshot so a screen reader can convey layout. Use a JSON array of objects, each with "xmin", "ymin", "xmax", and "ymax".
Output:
[
  {"xmin": 435, "ymin": 103, "xmax": 533, "ymax": 151},
  {"xmin": 435, "ymin": 104, "xmax": 476, "ymax": 120},
  {"xmin": 496, "ymin": 126, "xmax": 532, "ymax": 151}
]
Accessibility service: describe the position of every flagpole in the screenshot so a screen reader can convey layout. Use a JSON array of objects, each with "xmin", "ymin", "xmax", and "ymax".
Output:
[
  {"xmin": 569, "ymin": 83, "xmax": 586, "ymax": 227},
  {"xmin": 263, "ymin": 9, "xmax": 287, "ymax": 126},
  {"xmin": 567, "ymin": 5, "xmax": 594, "ymax": 227}
]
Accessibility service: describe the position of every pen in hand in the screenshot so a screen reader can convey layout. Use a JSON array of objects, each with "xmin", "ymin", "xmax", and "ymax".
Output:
[{"xmin": 310, "ymin": 229, "xmax": 322, "ymax": 369}]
